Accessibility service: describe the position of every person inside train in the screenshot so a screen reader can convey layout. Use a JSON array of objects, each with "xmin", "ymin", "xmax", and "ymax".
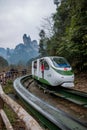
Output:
[{"xmin": 40, "ymin": 60, "xmax": 44, "ymax": 78}]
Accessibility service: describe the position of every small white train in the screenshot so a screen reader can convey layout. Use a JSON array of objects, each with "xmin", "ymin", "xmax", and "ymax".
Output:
[{"xmin": 32, "ymin": 56, "xmax": 74, "ymax": 88}]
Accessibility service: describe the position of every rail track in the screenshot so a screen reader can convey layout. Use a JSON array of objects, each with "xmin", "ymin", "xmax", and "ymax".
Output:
[
  {"xmin": 54, "ymin": 87, "xmax": 87, "ymax": 107},
  {"xmin": 34, "ymin": 82, "xmax": 87, "ymax": 108},
  {"xmin": 14, "ymin": 75, "xmax": 87, "ymax": 130}
]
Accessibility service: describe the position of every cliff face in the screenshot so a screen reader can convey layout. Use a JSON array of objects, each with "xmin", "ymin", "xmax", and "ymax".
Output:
[{"xmin": 0, "ymin": 34, "xmax": 39, "ymax": 65}]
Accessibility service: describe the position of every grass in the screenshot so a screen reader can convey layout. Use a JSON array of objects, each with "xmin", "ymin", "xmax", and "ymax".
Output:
[
  {"xmin": 4, "ymin": 104, "xmax": 17, "ymax": 123},
  {"xmin": 3, "ymin": 80, "xmax": 15, "ymax": 94}
]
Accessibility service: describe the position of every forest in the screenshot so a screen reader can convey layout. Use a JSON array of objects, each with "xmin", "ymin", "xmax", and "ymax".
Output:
[{"xmin": 39, "ymin": 0, "xmax": 87, "ymax": 72}]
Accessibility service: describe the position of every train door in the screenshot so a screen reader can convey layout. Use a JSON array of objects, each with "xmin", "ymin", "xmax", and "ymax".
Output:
[
  {"xmin": 40, "ymin": 59, "xmax": 51, "ymax": 81},
  {"xmin": 44, "ymin": 60, "xmax": 51, "ymax": 81},
  {"xmin": 39, "ymin": 59, "xmax": 45, "ymax": 79},
  {"xmin": 33, "ymin": 60, "xmax": 37, "ymax": 76}
]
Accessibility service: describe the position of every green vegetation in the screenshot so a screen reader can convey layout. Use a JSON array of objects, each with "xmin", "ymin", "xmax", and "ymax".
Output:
[
  {"xmin": 39, "ymin": 0, "xmax": 87, "ymax": 72},
  {"xmin": 0, "ymin": 56, "xmax": 8, "ymax": 68},
  {"xmin": 3, "ymin": 80, "xmax": 15, "ymax": 94},
  {"xmin": 4, "ymin": 104, "xmax": 17, "ymax": 124}
]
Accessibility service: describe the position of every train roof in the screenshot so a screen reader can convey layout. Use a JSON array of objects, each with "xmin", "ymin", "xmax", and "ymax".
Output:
[
  {"xmin": 44, "ymin": 56, "xmax": 64, "ymax": 59},
  {"xmin": 34, "ymin": 56, "xmax": 64, "ymax": 60},
  {"xmin": 32, "ymin": 56, "xmax": 65, "ymax": 62}
]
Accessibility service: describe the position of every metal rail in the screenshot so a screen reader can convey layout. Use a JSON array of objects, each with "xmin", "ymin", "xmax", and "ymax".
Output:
[
  {"xmin": 13, "ymin": 75, "xmax": 87, "ymax": 130},
  {"xmin": 53, "ymin": 87, "xmax": 87, "ymax": 107},
  {"xmin": 34, "ymin": 80, "xmax": 87, "ymax": 107}
]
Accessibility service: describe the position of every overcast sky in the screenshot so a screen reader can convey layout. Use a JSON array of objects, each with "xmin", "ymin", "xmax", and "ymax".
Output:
[{"xmin": 0, "ymin": 0, "xmax": 56, "ymax": 49}]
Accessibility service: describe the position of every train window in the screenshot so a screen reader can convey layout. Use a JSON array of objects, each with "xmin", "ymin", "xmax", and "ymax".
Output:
[
  {"xmin": 44, "ymin": 61, "xmax": 49, "ymax": 70},
  {"xmin": 52, "ymin": 57, "xmax": 70, "ymax": 68},
  {"xmin": 33, "ymin": 61, "xmax": 37, "ymax": 69},
  {"xmin": 40, "ymin": 59, "xmax": 49, "ymax": 70}
]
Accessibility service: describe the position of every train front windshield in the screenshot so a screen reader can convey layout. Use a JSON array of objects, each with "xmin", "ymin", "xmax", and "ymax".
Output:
[{"xmin": 51, "ymin": 57, "xmax": 70, "ymax": 68}]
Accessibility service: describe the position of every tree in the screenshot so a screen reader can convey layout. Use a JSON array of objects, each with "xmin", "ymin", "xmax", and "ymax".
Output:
[
  {"xmin": 39, "ymin": 30, "xmax": 48, "ymax": 57},
  {"xmin": 0, "ymin": 56, "xmax": 8, "ymax": 68},
  {"xmin": 65, "ymin": 0, "xmax": 87, "ymax": 70},
  {"xmin": 38, "ymin": 0, "xmax": 87, "ymax": 71},
  {"xmin": 41, "ymin": 16, "xmax": 55, "ymax": 38},
  {"xmin": 50, "ymin": 0, "xmax": 87, "ymax": 71}
]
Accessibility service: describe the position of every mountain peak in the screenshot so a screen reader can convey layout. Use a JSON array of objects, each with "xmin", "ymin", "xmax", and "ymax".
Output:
[
  {"xmin": 23, "ymin": 34, "xmax": 31, "ymax": 46},
  {"xmin": 0, "ymin": 34, "xmax": 39, "ymax": 65}
]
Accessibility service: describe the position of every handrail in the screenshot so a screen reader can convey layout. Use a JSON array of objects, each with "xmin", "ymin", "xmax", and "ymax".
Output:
[{"xmin": 0, "ymin": 84, "xmax": 43, "ymax": 130}]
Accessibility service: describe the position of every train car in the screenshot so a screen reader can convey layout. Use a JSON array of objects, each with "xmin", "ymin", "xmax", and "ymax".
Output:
[{"xmin": 32, "ymin": 56, "xmax": 74, "ymax": 88}]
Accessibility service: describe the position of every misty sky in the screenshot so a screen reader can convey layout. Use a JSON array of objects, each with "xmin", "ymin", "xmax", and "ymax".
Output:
[{"xmin": 0, "ymin": 0, "xmax": 56, "ymax": 49}]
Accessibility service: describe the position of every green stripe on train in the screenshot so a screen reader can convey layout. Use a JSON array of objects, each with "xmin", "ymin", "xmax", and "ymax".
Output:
[
  {"xmin": 32, "ymin": 75, "xmax": 51, "ymax": 85},
  {"xmin": 52, "ymin": 67, "xmax": 74, "ymax": 75}
]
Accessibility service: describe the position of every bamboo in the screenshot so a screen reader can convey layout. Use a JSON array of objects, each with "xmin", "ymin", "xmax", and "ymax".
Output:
[
  {"xmin": 0, "ymin": 97, "xmax": 4, "ymax": 129},
  {"xmin": 0, "ymin": 84, "xmax": 43, "ymax": 130},
  {"xmin": 0, "ymin": 109, "xmax": 14, "ymax": 130}
]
